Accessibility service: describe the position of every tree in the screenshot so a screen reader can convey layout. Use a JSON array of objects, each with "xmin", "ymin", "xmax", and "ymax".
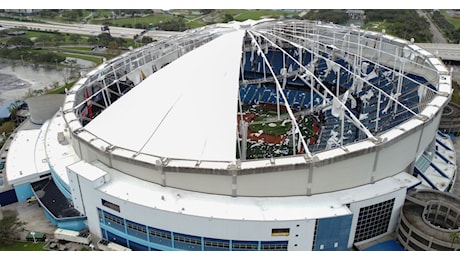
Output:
[
  {"xmin": 365, "ymin": 10, "xmax": 432, "ymax": 42},
  {"xmin": 34, "ymin": 34, "xmax": 52, "ymax": 47},
  {"xmin": 141, "ymin": 36, "xmax": 153, "ymax": 44},
  {"xmin": 97, "ymin": 33, "xmax": 115, "ymax": 46},
  {"xmin": 156, "ymin": 19, "xmax": 188, "ymax": 32},
  {"xmin": 107, "ymin": 41, "xmax": 121, "ymax": 56},
  {"xmin": 450, "ymin": 232, "xmax": 459, "ymax": 249},
  {"xmin": 53, "ymin": 34, "xmax": 66, "ymax": 47},
  {"xmin": 6, "ymin": 36, "xmax": 33, "ymax": 48},
  {"xmin": 69, "ymin": 34, "xmax": 81, "ymax": 44},
  {"xmin": 0, "ymin": 210, "xmax": 25, "ymax": 245},
  {"xmin": 223, "ymin": 14, "xmax": 234, "ymax": 23},
  {"xmin": 115, "ymin": 37, "xmax": 127, "ymax": 47},
  {"xmin": 305, "ymin": 10, "xmax": 350, "ymax": 25},
  {"xmin": 87, "ymin": 36, "xmax": 98, "ymax": 45}
]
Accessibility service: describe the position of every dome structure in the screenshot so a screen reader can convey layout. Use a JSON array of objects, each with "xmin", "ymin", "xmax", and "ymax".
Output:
[
  {"xmin": 7, "ymin": 19, "xmax": 452, "ymax": 251},
  {"xmin": 63, "ymin": 19, "xmax": 451, "ymax": 197}
]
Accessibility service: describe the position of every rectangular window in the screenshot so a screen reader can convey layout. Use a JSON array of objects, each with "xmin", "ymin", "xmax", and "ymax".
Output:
[
  {"xmin": 260, "ymin": 241, "xmax": 288, "ymax": 251},
  {"xmin": 204, "ymin": 238, "xmax": 230, "ymax": 249},
  {"xmin": 174, "ymin": 233, "xmax": 202, "ymax": 245},
  {"xmin": 101, "ymin": 199, "xmax": 120, "ymax": 212},
  {"xmin": 271, "ymin": 228, "xmax": 290, "ymax": 236},
  {"xmin": 232, "ymin": 240, "xmax": 258, "ymax": 251},
  {"xmin": 126, "ymin": 220, "xmax": 147, "ymax": 234},
  {"xmin": 149, "ymin": 228, "xmax": 171, "ymax": 239},
  {"xmin": 104, "ymin": 212, "xmax": 124, "ymax": 225}
]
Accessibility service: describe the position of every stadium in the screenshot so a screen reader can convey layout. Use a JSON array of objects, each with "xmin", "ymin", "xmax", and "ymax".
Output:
[{"xmin": 2, "ymin": 19, "xmax": 457, "ymax": 251}]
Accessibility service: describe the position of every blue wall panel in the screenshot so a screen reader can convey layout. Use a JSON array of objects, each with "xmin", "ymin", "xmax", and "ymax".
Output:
[
  {"xmin": 128, "ymin": 240, "xmax": 149, "ymax": 251},
  {"xmin": 14, "ymin": 183, "xmax": 33, "ymax": 202},
  {"xmin": 314, "ymin": 214, "xmax": 353, "ymax": 251},
  {"xmin": 0, "ymin": 188, "xmax": 18, "ymax": 206},
  {"xmin": 58, "ymin": 219, "xmax": 87, "ymax": 231},
  {"xmin": 107, "ymin": 230, "xmax": 128, "ymax": 247}
]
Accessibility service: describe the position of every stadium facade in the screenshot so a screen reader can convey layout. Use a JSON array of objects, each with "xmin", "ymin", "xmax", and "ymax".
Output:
[{"xmin": 2, "ymin": 19, "xmax": 457, "ymax": 251}]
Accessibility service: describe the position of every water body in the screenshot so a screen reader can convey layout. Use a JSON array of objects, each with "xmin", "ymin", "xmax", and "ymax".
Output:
[{"xmin": 0, "ymin": 61, "xmax": 72, "ymax": 107}]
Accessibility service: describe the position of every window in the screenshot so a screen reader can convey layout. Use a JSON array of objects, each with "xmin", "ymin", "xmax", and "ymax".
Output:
[
  {"xmin": 271, "ymin": 228, "xmax": 290, "ymax": 236},
  {"xmin": 126, "ymin": 220, "xmax": 147, "ymax": 234},
  {"xmin": 104, "ymin": 213, "xmax": 124, "ymax": 225},
  {"xmin": 174, "ymin": 233, "xmax": 201, "ymax": 245},
  {"xmin": 260, "ymin": 241, "xmax": 288, "ymax": 251},
  {"xmin": 232, "ymin": 240, "xmax": 258, "ymax": 251},
  {"xmin": 149, "ymin": 228, "xmax": 171, "ymax": 240},
  {"xmin": 354, "ymin": 198, "xmax": 395, "ymax": 243},
  {"xmin": 148, "ymin": 227, "xmax": 172, "ymax": 247},
  {"xmin": 204, "ymin": 238, "xmax": 230, "ymax": 250},
  {"xmin": 101, "ymin": 199, "xmax": 120, "ymax": 212}
]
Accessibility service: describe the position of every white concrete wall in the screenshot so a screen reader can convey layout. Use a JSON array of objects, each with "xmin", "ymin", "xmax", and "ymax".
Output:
[
  {"xmin": 70, "ymin": 112, "xmax": 440, "ymax": 197},
  {"xmin": 85, "ymin": 188, "xmax": 317, "ymax": 251}
]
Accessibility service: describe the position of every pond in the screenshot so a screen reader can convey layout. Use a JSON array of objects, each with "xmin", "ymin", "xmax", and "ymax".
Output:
[{"xmin": 0, "ymin": 60, "xmax": 82, "ymax": 106}]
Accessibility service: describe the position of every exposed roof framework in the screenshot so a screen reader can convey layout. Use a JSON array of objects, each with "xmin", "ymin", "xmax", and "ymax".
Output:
[{"xmin": 68, "ymin": 19, "xmax": 444, "ymax": 163}]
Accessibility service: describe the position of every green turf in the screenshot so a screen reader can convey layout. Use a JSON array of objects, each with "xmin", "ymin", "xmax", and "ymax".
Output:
[
  {"xmin": 249, "ymin": 115, "xmax": 292, "ymax": 135},
  {"xmin": 0, "ymin": 241, "xmax": 46, "ymax": 251},
  {"xmin": 241, "ymin": 104, "xmax": 319, "ymax": 160}
]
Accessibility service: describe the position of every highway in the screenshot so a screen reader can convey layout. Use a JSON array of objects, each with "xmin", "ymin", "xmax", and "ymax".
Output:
[
  {"xmin": 416, "ymin": 43, "xmax": 460, "ymax": 62},
  {"xmin": 416, "ymin": 10, "xmax": 448, "ymax": 44},
  {"xmin": 0, "ymin": 20, "xmax": 182, "ymax": 40}
]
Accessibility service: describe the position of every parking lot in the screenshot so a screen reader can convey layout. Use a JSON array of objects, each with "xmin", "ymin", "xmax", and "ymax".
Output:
[
  {"xmin": 1, "ymin": 200, "xmax": 95, "ymax": 251},
  {"xmin": 2, "ymin": 200, "xmax": 56, "ymax": 236}
]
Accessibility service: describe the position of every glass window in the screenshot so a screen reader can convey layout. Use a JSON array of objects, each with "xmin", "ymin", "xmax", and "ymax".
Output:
[
  {"xmin": 354, "ymin": 198, "xmax": 395, "ymax": 243},
  {"xmin": 271, "ymin": 228, "xmax": 290, "ymax": 236}
]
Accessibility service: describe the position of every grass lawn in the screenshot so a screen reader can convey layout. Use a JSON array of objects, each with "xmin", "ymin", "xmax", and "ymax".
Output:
[
  {"xmin": 0, "ymin": 241, "xmax": 46, "ymax": 251},
  {"xmin": 47, "ymin": 81, "xmax": 77, "ymax": 95},
  {"xmin": 185, "ymin": 20, "xmax": 207, "ymax": 29},
  {"xmin": 60, "ymin": 46, "xmax": 93, "ymax": 52},
  {"xmin": 96, "ymin": 14, "xmax": 176, "ymax": 28},
  {"xmin": 441, "ymin": 10, "xmax": 460, "ymax": 29},
  {"xmin": 24, "ymin": 31, "xmax": 85, "ymax": 46},
  {"xmin": 57, "ymin": 52, "xmax": 104, "ymax": 64}
]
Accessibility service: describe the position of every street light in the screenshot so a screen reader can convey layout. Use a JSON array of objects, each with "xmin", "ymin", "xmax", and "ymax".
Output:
[{"xmin": 30, "ymin": 231, "xmax": 36, "ymax": 243}]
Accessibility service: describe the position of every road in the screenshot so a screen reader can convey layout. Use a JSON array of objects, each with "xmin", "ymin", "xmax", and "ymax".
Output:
[
  {"xmin": 416, "ymin": 10, "xmax": 460, "ymax": 86},
  {"xmin": 417, "ymin": 10, "xmax": 448, "ymax": 44},
  {"xmin": 0, "ymin": 20, "xmax": 181, "ymax": 40}
]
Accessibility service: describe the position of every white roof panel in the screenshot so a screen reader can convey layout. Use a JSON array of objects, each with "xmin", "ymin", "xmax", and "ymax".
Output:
[
  {"xmin": 85, "ymin": 30, "xmax": 245, "ymax": 162},
  {"xmin": 5, "ymin": 127, "xmax": 49, "ymax": 185}
]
